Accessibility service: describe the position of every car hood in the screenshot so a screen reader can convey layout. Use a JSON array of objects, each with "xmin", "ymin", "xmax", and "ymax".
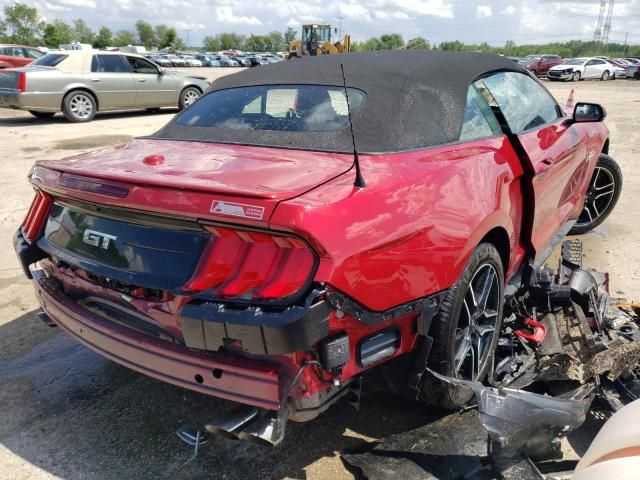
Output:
[
  {"xmin": 549, "ymin": 64, "xmax": 576, "ymax": 70},
  {"xmin": 38, "ymin": 138, "xmax": 355, "ymax": 201}
]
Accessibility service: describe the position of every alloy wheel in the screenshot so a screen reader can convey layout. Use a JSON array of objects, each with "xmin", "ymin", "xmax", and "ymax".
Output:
[
  {"xmin": 70, "ymin": 94, "xmax": 93, "ymax": 120},
  {"xmin": 575, "ymin": 166, "xmax": 616, "ymax": 228},
  {"xmin": 183, "ymin": 89, "xmax": 200, "ymax": 107},
  {"xmin": 453, "ymin": 263, "xmax": 500, "ymax": 380}
]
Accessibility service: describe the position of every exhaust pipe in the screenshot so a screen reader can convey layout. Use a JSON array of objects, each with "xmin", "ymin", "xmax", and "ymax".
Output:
[
  {"xmin": 204, "ymin": 405, "xmax": 259, "ymax": 440},
  {"xmin": 237, "ymin": 405, "xmax": 290, "ymax": 447}
]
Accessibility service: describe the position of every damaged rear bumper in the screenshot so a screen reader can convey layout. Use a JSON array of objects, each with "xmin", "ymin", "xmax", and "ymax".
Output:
[{"xmin": 31, "ymin": 269, "xmax": 283, "ymax": 410}]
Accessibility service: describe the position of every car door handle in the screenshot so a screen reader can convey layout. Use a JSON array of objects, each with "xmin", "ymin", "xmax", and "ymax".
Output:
[
  {"xmin": 90, "ymin": 78, "xmax": 101, "ymax": 82},
  {"xmin": 137, "ymin": 79, "xmax": 147, "ymax": 83},
  {"xmin": 539, "ymin": 158, "xmax": 555, "ymax": 173}
]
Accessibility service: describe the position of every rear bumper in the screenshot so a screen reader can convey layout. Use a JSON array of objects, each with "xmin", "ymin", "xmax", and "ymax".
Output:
[
  {"xmin": 31, "ymin": 269, "xmax": 283, "ymax": 410},
  {"xmin": 0, "ymin": 91, "xmax": 59, "ymax": 111}
]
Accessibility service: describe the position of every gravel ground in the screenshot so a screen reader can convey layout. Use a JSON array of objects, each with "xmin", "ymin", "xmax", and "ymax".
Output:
[{"xmin": 0, "ymin": 68, "xmax": 638, "ymax": 479}]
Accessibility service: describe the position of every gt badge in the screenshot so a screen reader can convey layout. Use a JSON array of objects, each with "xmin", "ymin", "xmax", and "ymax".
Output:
[
  {"xmin": 83, "ymin": 229, "xmax": 117, "ymax": 250},
  {"xmin": 211, "ymin": 201, "xmax": 264, "ymax": 220}
]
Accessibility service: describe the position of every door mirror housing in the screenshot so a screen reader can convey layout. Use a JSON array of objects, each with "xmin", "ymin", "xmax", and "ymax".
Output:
[{"xmin": 573, "ymin": 102, "xmax": 606, "ymax": 123}]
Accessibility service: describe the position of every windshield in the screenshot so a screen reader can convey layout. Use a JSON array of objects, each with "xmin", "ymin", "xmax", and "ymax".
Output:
[
  {"xmin": 564, "ymin": 58, "xmax": 586, "ymax": 65},
  {"xmin": 31, "ymin": 54, "xmax": 68, "ymax": 67},
  {"xmin": 175, "ymin": 84, "xmax": 365, "ymax": 133}
]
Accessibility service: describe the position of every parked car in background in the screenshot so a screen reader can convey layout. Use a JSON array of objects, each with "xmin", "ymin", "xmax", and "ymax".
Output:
[
  {"xmin": 607, "ymin": 59, "xmax": 628, "ymax": 79},
  {"xmin": 216, "ymin": 56, "xmax": 239, "ymax": 67},
  {"xmin": 627, "ymin": 63, "xmax": 640, "ymax": 79},
  {"xmin": 14, "ymin": 53, "xmax": 618, "ymax": 442},
  {"xmin": 246, "ymin": 55, "xmax": 269, "ymax": 67},
  {"xmin": 179, "ymin": 55, "xmax": 203, "ymax": 67},
  {"xmin": 195, "ymin": 55, "xmax": 221, "ymax": 67},
  {"xmin": 548, "ymin": 57, "xmax": 614, "ymax": 81},
  {"xmin": 518, "ymin": 54, "xmax": 563, "ymax": 77},
  {"xmin": 145, "ymin": 54, "xmax": 172, "ymax": 67},
  {"xmin": 163, "ymin": 54, "xmax": 187, "ymax": 67},
  {"xmin": 0, "ymin": 44, "xmax": 45, "ymax": 68},
  {"xmin": 233, "ymin": 56, "xmax": 252, "ymax": 67},
  {"xmin": 0, "ymin": 50, "xmax": 209, "ymax": 122}
]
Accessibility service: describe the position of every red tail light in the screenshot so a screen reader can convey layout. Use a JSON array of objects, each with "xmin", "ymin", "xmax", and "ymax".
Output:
[
  {"xmin": 185, "ymin": 226, "xmax": 316, "ymax": 301},
  {"xmin": 17, "ymin": 72, "xmax": 26, "ymax": 93},
  {"xmin": 22, "ymin": 190, "xmax": 52, "ymax": 244}
]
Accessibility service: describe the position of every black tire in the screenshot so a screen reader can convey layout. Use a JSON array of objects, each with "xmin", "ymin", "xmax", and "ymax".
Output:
[
  {"xmin": 569, "ymin": 153, "xmax": 622, "ymax": 235},
  {"xmin": 572, "ymin": 71, "xmax": 581, "ymax": 82},
  {"xmin": 62, "ymin": 90, "xmax": 96, "ymax": 122},
  {"xmin": 601, "ymin": 70, "xmax": 610, "ymax": 81},
  {"xmin": 178, "ymin": 86, "xmax": 201, "ymax": 111},
  {"xmin": 635, "ymin": 72, "xmax": 640, "ymax": 80},
  {"xmin": 28, "ymin": 111, "xmax": 55, "ymax": 119},
  {"xmin": 530, "ymin": 69, "xmax": 537, "ymax": 77},
  {"xmin": 421, "ymin": 243, "xmax": 504, "ymax": 409}
]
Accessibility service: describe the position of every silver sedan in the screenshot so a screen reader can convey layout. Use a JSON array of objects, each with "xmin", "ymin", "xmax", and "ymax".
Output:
[{"xmin": 0, "ymin": 50, "xmax": 210, "ymax": 122}]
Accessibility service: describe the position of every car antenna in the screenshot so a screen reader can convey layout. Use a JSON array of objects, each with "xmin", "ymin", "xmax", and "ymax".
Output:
[{"xmin": 340, "ymin": 62, "xmax": 366, "ymax": 188}]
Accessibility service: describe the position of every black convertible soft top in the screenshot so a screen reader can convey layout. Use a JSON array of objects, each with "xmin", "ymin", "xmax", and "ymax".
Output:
[{"xmin": 153, "ymin": 51, "xmax": 526, "ymax": 154}]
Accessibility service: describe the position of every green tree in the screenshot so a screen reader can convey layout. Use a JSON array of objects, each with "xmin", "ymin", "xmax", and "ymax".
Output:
[
  {"xmin": 217, "ymin": 32, "xmax": 243, "ymax": 50},
  {"xmin": 72, "ymin": 19, "xmax": 94, "ymax": 44},
  {"xmin": 159, "ymin": 27, "xmax": 177, "ymax": 49},
  {"xmin": 268, "ymin": 30, "xmax": 284, "ymax": 51},
  {"xmin": 438, "ymin": 40, "xmax": 465, "ymax": 51},
  {"xmin": 155, "ymin": 24, "xmax": 168, "ymax": 45},
  {"xmin": 284, "ymin": 26, "xmax": 296, "ymax": 46},
  {"xmin": 113, "ymin": 29, "xmax": 136, "ymax": 47},
  {"xmin": 244, "ymin": 34, "xmax": 270, "ymax": 52},
  {"xmin": 379, "ymin": 33, "xmax": 404, "ymax": 50},
  {"xmin": 93, "ymin": 26, "xmax": 113, "ymax": 49},
  {"xmin": 135, "ymin": 20, "xmax": 156, "ymax": 48},
  {"xmin": 42, "ymin": 19, "xmax": 73, "ymax": 48},
  {"xmin": 173, "ymin": 35, "xmax": 187, "ymax": 51},
  {"xmin": 3, "ymin": 3, "xmax": 43, "ymax": 45},
  {"xmin": 406, "ymin": 37, "xmax": 430, "ymax": 50},
  {"xmin": 203, "ymin": 35, "xmax": 220, "ymax": 52}
]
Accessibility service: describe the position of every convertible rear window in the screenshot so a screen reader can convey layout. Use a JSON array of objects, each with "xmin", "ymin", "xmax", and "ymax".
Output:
[
  {"xmin": 31, "ymin": 54, "xmax": 68, "ymax": 67},
  {"xmin": 175, "ymin": 85, "xmax": 366, "ymax": 132}
]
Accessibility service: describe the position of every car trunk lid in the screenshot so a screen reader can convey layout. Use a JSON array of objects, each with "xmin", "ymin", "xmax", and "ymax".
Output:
[{"xmin": 40, "ymin": 138, "xmax": 355, "ymax": 201}]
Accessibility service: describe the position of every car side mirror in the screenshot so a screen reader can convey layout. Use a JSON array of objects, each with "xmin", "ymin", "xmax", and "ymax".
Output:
[{"xmin": 573, "ymin": 102, "xmax": 606, "ymax": 123}]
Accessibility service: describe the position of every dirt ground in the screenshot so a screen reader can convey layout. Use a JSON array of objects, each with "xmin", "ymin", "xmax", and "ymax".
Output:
[{"xmin": 0, "ymin": 68, "xmax": 638, "ymax": 480}]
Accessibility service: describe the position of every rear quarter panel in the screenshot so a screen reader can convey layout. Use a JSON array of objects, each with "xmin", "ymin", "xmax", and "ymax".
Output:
[
  {"xmin": 271, "ymin": 136, "xmax": 526, "ymax": 311},
  {"xmin": 22, "ymin": 70, "xmax": 91, "ymax": 111}
]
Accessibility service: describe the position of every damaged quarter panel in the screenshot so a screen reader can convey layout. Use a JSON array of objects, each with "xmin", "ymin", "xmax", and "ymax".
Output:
[{"xmin": 270, "ymin": 136, "xmax": 526, "ymax": 312}]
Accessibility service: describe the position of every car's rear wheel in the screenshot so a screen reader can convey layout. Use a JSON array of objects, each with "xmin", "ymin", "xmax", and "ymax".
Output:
[
  {"xmin": 178, "ymin": 86, "xmax": 201, "ymax": 111},
  {"xmin": 569, "ymin": 154, "xmax": 622, "ymax": 235},
  {"xmin": 62, "ymin": 90, "xmax": 96, "ymax": 122},
  {"xmin": 28, "ymin": 111, "xmax": 55, "ymax": 119},
  {"xmin": 601, "ymin": 70, "xmax": 610, "ymax": 81},
  {"xmin": 572, "ymin": 71, "xmax": 581, "ymax": 81},
  {"xmin": 530, "ymin": 69, "xmax": 537, "ymax": 77},
  {"xmin": 421, "ymin": 243, "xmax": 504, "ymax": 409}
]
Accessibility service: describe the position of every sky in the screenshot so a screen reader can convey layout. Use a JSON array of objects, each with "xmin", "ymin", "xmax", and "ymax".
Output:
[{"xmin": 2, "ymin": 0, "xmax": 640, "ymax": 46}]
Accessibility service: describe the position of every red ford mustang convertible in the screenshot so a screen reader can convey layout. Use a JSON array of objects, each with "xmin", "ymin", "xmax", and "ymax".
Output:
[{"xmin": 15, "ymin": 51, "xmax": 621, "ymax": 445}]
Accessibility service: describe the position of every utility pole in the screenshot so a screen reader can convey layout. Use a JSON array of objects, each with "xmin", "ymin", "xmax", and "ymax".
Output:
[
  {"xmin": 186, "ymin": 29, "xmax": 191, "ymax": 49},
  {"xmin": 623, "ymin": 32, "xmax": 628, "ymax": 55}
]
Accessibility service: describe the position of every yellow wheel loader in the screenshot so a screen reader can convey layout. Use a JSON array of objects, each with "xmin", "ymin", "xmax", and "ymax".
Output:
[{"xmin": 288, "ymin": 23, "xmax": 351, "ymax": 59}]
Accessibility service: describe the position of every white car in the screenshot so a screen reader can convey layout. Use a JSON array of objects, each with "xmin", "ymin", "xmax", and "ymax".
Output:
[
  {"xmin": 548, "ymin": 57, "xmax": 614, "ymax": 82},
  {"xmin": 179, "ymin": 55, "xmax": 203, "ymax": 67}
]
